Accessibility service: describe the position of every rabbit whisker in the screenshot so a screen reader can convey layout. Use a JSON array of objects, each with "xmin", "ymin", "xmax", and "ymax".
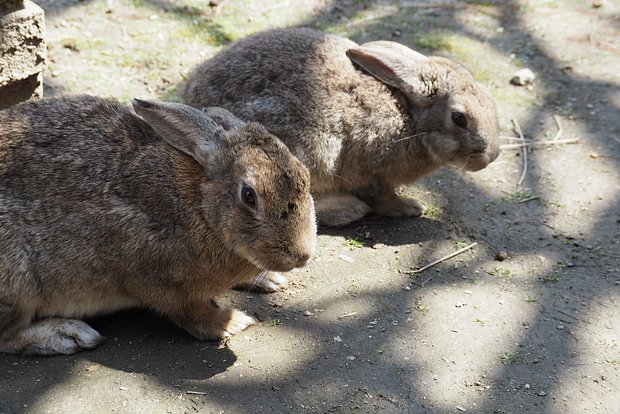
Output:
[
  {"xmin": 329, "ymin": 173, "xmax": 352, "ymax": 185},
  {"xmin": 392, "ymin": 132, "xmax": 427, "ymax": 144}
]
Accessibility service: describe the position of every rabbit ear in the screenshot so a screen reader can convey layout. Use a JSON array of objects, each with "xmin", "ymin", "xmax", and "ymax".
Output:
[
  {"xmin": 347, "ymin": 43, "xmax": 433, "ymax": 103},
  {"xmin": 201, "ymin": 107, "xmax": 246, "ymax": 131},
  {"xmin": 358, "ymin": 41, "xmax": 428, "ymax": 63},
  {"xmin": 132, "ymin": 99, "xmax": 224, "ymax": 167}
]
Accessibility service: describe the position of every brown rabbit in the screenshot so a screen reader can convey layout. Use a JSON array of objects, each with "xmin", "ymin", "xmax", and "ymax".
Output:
[
  {"xmin": 183, "ymin": 28, "xmax": 500, "ymax": 227},
  {"xmin": 0, "ymin": 95, "xmax": 316, "ymax": 355}
]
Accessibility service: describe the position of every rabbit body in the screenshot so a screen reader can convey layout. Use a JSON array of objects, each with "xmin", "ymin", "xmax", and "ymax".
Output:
[
  {"xmin": 184, "ymin": 28, "xmax": 500, "ymax": 226},
  {"xmin": 0, "ymin": 95, "xmax": 316, "ymax": 354}
]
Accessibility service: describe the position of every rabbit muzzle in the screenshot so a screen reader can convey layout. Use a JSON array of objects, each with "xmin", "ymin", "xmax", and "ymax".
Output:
[{"xmin": 465, "ymin": 146, "xmax": 500, "ymax": 171}]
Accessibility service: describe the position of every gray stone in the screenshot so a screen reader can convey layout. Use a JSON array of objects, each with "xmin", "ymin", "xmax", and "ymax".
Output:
[{"xmin": 0, "ymin": 0, "xmax": 46, "ymax": 109}]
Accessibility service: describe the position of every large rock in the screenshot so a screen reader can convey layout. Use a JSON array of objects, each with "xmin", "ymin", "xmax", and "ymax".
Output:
[{"xmin": 0, "ymin": 0, "xmax": 46, "ymax": 109}]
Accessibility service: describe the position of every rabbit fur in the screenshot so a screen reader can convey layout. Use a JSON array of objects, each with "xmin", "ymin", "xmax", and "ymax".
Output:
[
  {"xmin": 0, "ymin": 95, "xmax": 316, "ymax": 355},
  {"xmin": 183, "ymin": 27, "xmax": 501, "ymax": 227}
]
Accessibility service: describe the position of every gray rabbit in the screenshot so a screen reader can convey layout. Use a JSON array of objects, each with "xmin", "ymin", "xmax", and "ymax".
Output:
[
  {"xmin": 184, "ymin": 28, "xmax": 500, "ymax": 227},
  {"xmin": 0, "ymin": 95, "xmax": 316, "ymax": 355}
]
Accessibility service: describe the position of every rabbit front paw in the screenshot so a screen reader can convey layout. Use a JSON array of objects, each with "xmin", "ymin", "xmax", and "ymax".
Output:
[
  {"xmin": 372, "ymin": 195, "xmax": 425, "ymax": 218},
  {"xmin": 174, "ymin": 303, "xmax": 256, "ymax": 341},
  {"xmin": 235, "ymin": 271, "xmax": 288, "ymax": 293}
]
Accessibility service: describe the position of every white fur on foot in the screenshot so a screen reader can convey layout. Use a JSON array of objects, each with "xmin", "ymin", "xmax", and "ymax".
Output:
[
  {"xmin": 9, "ymin": 318, "xmax": 104, "ymax": 355},
  {"xmin": 237, "ymin": 271, "xmax": 288, "ymax": 293},
  {"xmin": 223, "ymin": 310, "xmax": 256, "ymax": 337}
]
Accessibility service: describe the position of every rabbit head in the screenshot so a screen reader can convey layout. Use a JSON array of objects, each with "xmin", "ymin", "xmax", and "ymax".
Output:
[
  {"xmin": 347, "ymin": 41, "xmax": 500, "ymax": 173},
  {"xmin": 133, "ymin": 100, "xmax": 316, "ymax": 273}
]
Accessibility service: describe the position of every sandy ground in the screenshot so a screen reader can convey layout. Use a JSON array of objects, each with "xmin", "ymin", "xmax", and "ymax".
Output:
[{"xmin": 1, "ymin": 0, "xmax": 619, "ymax": 413}]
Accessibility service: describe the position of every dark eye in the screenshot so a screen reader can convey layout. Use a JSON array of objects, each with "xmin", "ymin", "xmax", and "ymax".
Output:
[
  {"xmin": 451, "ymin": 111, "xmax": 468, "ymax": 129},
  {"xmin": 241, "ymin": 184, "xmax": 256, "ymax": 209}
]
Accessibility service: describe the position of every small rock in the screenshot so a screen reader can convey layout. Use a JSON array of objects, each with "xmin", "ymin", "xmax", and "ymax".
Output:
[
  {"xmin": 303, "ymin": 310, "xmax": 314, "ymax": 317},
  {"xmin": 524, "ymin": 383, "xmax": 531, "ymax": 390},
  {"xmin": 557, "ymin": 325, "xmax": 565, "ymax": 330},
  {"xmin": 347, "ymin": 355, "xmax": 356, "ymax": 360},
  {"xmin": 334, "ymin": 336, "xmax": 342, "ymax": 342},
  {"xmin": 538, "ymin": 390, "xmax": 547, "ymax": 396},
  {"xmin": 372, "ymin": 243, "xmax": 386, "ymax": 250},
  {"xmin": 391, "ymin": 30, "xmax": 402, "ymax": 37},
  {"xmin": 592, "ymin": 0, "xmax": 604, "ymax": 8},
  {"xmin": 511, "ymin": 68, "xmax": 536, "ymax": 86},
  {"xmin": 456, "ymin": 406, "xmax": 466, "ymax": 412},
  {"xmin": 495, "ymin": 250, "xmax": 508, "ymax": 261}
]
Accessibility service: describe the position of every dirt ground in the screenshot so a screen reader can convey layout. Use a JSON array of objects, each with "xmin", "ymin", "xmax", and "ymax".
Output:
[{"xmin": 1, "ymin": 0, "xmax": 619, "ymax": 413}]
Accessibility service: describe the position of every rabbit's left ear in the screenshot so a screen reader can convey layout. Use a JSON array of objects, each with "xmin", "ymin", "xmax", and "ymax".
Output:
[
  {"xmin": 132, "ymin": 99, "xmax": 226, "ymax": 167},
  {"xmin": 346, "ymin": 42, "xmax": 440, "ymax": 106},
  {"xmin": 201, "ymin": 107, "xmax": 246, "ymax": 131}
]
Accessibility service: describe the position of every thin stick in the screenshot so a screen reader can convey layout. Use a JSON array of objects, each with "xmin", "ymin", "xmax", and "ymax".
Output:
[
  {"xmin": 186, "ymin": 391, "xmax": 207, "ymax": 395},
  {"xmin": 409, "ymin": 242, "xmax": 478, "ymax": 274},
  {"xmin": 500, "ymin": 135, "xmax": 532, "ymax": 142},
  {"xmin": 500, "ymin": 138, "xmax": 580, "ymax": 150},
  {"xmin": 552, "ymin": 115, "xmax": 563, "ymax": 141},
  {"xmin": 517, "ymin": 195, "xmax": 539, "ymax": 203},
  {"xmin": 512, "ymin": 119, "xmax": 527, "ymax": 186},
  {"xmin": 338, "ymin": 312, "xmax": 358, "ymax": 319}
]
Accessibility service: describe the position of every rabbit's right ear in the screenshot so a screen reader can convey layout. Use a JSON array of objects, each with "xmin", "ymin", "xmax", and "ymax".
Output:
[
  {"xmin": 346, "ymin": 43, "xmax": 435, "ymax": 106},
  {"xmin": 132, "ymin": 99, "xmax": 224, "ymax": 167}
]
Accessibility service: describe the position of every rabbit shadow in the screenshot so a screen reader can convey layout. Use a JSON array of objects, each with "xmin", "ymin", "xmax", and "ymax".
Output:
[
  {"xmin": 83, "ymin": 310, "xmax": 236, "ymax": 381},
  {"xmin": 319, "ymin": 215, "xmax": 446, "ymax": 247}
]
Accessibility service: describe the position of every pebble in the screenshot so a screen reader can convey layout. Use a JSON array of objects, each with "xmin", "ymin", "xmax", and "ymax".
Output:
[
  {"xmin": 303, "ymin": 310, "xmax": 314, "ymax": 316},
  {"xmin": 495, "ymin": 250, "xmax": 508, "ymax": 261},
  {"xmin": 511, "ymin": 68, "xmax": 536, "ymax": 86}
]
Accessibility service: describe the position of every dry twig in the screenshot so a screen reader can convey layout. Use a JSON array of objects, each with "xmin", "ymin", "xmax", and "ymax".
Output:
[
  {"xmin": 500, "ymin": 138, "xmax": 580, "ymax": 150},
  {"xmin": 409, "ymin": 243, "xmax": 478, "ymax": 274},
  {"xmin": 187, "ymin": 391, "xmax": 207, "ymax": 395},
  {"xmin": 552, "ymin": 115, "xmax": 564, "ymax": 141},
  {"xmin": 512, "ymin": 119, "xmax": 527, "ymax": 186},
  {"xmin": 517, "ymin": 195, "xmax": 539, "ymax": 203}
]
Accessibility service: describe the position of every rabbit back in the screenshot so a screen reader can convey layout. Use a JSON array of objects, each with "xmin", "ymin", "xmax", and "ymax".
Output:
[{"xmin": 183, "ymin": 28, "xmax": 412, "ymax": 193}]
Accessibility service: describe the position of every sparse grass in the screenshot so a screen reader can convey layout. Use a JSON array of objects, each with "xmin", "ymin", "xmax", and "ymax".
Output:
[
  {"xmin": 503, "ymin": 190, "xmax": 537, "ymax": 203},
  {"xmin": 524, "ymin": 295, "xmax": 537, "ymax": 303},
  {"xmin": 344, "ymin": 237, "xmax": 365, "ymax": 250},
  {"xmin": 605, "ymin": 357, "xmax": 620, "ymax": 365},
  {"xmin": 270, "ymin": 319, "xmax": 282, "ymax": 327},
  {"xmin": 542, "ymin": 273, "xmax": 561, "ymax": 282},
  {"xmin": 469, "ymin": 275, "xmax": 480, "ymax": 285},
  {"xmin": 424, "ymin": 204, "xmax": 442, "ymax": 219},
  {"xmin": 500, "ymin": 351, "xmax": 517, "ymax": 365},
  {"xmin": 490, "ymin": 266, "xmax": 514, "ymax": 278},
  {"xmin": 414, "ymin": 302, "xmax": 429, "ymax": 314},
  {"xmin": 474, "ymin": 317, "xmax": 484, "ymax": 325},
  {"xmin": 453, "ymin": 240, "xmax": 470, "ymax": 249}
]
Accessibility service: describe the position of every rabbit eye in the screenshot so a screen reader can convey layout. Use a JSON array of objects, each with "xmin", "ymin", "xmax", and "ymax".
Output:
[
  {"xmin": 241, "ymin": 184, "xmax": 257, "ymax": 209},
  {"xmin": 451, "ymin": 111, "xmax": 468, "ymax": 129}
]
